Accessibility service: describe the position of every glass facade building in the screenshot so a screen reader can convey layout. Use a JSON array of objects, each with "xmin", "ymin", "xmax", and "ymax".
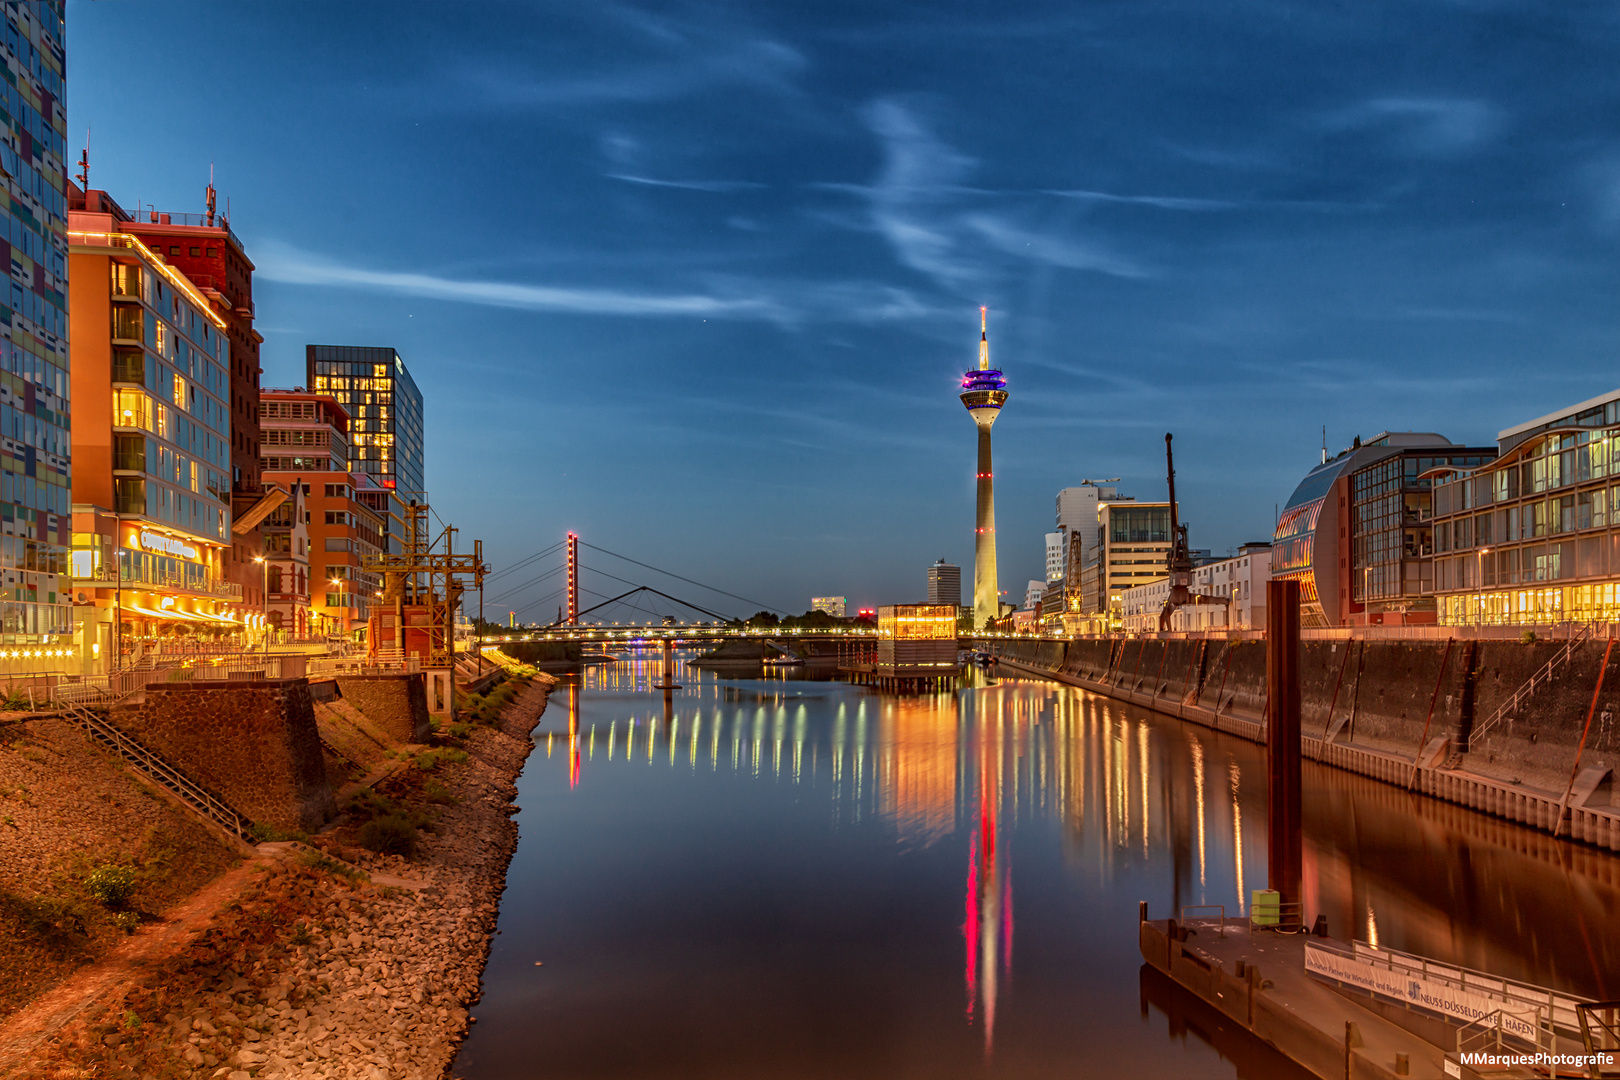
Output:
[
  {"xmin": 1272, "ymin": 433, "xmax": 1491, "ymax": 626},
  {"xmin": 306, "ymin": 345, "xmax": 424, "ymax": 498},
  {"xmin": 1431, "ymin": 389, "xmax": 1620, "ymax": 625},
  {"xmin": 0, "ymin": 2, "xmax": 68, "ymax": 644}
]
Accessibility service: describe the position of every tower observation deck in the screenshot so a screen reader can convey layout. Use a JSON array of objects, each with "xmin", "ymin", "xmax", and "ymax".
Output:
[{"xmin": 961, "ymin": 307, "xmax": 1008, "ymax": 630}]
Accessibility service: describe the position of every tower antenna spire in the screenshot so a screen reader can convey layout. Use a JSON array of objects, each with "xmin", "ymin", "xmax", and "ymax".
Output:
[
  {"xmin": 206, "ymin": 162, "xmax": 216, "ymax": 226},
  {"xmin": 75, "ymin": 126, "xmax": 88, "ymax": 189},
  {"xmin": 979, "ymin": 305, "xmax": 989, "ymax": 371}
]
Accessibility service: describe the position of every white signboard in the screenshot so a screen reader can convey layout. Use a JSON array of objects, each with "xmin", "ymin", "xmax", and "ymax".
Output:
[
  {"xmin": 138, "ymin": 530, "xmax": 199, "ymax": 561},
  {"xmin": 1304, "ymin": 943, "xmax": 1539, "ymax": 1043}
]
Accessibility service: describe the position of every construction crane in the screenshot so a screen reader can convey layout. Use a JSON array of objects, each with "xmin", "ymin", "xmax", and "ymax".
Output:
[{"xmin": 1158, "ymin": 434, "xmax": 1217, "ymax": 633}]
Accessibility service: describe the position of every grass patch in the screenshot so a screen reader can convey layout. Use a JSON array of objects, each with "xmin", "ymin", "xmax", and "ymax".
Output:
[
  {"xmin": 413, "ymin": 748, "xmax": 468, "ymax": 772},
  {"xmin": 298, "ymin": 850, "xmax": 367, "ymax": 885},
  {"xmin": 423, "ymin": 779, "xmax": 458, "ymax": 805},
  {"xmin": 358, "ymin": 814, "xmax": 420, "ymax": 858},
  {"xmin": 247, "ymin": 822, "xmax": 310, "ymax": 843}
]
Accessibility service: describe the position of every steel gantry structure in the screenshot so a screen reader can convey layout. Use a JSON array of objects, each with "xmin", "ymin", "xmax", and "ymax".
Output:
[{"xmin": 365, "ymin": 499, "xmax": 489, "ymax": 667}]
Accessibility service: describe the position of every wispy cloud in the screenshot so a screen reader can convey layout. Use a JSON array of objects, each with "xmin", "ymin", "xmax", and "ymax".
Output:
[
  {"xmin": 839, "ymin": 99, "xmax": 1144, "ymax": 289},
  {"xmin": 463, "ymin": 12, "xmax": 807, "ymax": 108},
  {"xmin": 256, "ymin": 243, "xmax": 780, "ymax": 319},
  {"xmin": 963, "ymin": 213, "xmax": 1148, "ymax": 278},
  {"xmin": 1322, "ymin": 96, "xmax": 1501, "ymax": 155},
  {"xmin": 255, "ymin": 241, "xmax": 953, "ymax": 327},
  {"xmin": 607, "ymin": 173, "xmax": 767, "ymax": 193},
  {"xmin": 1043, "ymin": 188, "xmax": 1239, "ymax": 211}
]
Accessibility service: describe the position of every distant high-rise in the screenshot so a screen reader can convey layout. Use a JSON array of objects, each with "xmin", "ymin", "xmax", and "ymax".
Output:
[
  {"xmin": 927, "ymin": 559, "xmax": 962, "ymax": 607},
  {"xmin": 810, "ymin": 596, "xmax": 846, "ymax": 618},
  {"xmin": 959, "ymin": 308, "xmax": 1007, "ymax": 629},
  {"xmin": 307, "ymin": 345, "xmax": 425, "ymax": 497},
  {"xmin": 1044, "ymin": 531, "xmax": 1063, "ymax": 582}
]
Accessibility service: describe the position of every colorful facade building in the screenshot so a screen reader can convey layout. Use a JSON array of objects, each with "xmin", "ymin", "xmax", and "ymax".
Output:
[
  {"xmin": 1430, "ymin": 388, "xmax": 1620, "ymax": 626},
  {"xmin": 66, "ymin": 194, "xmax": 245, "ymax": 665},
  {"xmin": 0, "ymin": 2, "xmax": 71, "ymax": 665}
]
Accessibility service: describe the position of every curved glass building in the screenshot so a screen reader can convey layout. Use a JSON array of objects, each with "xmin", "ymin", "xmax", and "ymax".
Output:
[{"xmin": 1273, "ymin": 433, "xmax": 1492, "ymax": 627}]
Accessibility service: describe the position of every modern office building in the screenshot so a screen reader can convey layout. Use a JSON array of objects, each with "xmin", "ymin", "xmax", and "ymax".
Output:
[
  {"xmin": 1429, "ymin": 388, "xmax": 1620, "ymax": 625},
  {"xmin": 117, "ymin": 182, "xmax": 265, "ymax": 616},
  {"xmin": 811, "ymin": 596, "xmax": 846, "ymax": 618},
  {"xmin": 0, "ymin": 3, "xmax": 69, "ymax": 659},
  {"xmin": 258, "ymin": 389, "xmax": 384, "ymax": 636},
  {"xmin": 1022, "ymin": 579, "xmax": 1045, "ymax": 610},
  {"xmin": 1074, "ymin": 501, "xmax": 1176, "ymax": 628},
  {"xmin": 959, "ymin": 308, "xmax": 1007, "ymax": 629},
  {"xmin": 1119, "ymin": 542, "xmax": 1272, "ymax": 633},
  {"xmin": 1044, "ymin": 531, "xmax": 1063, "ymax": 582},
  {"xmin": 1272, "ymin": 433, "xmax": 1494, "ymax": 627},
  {"xmin": 67, "ymin": 194, "xmax": 248, "ymax": 662},
  {"xmin": 926, "ymin": 559, "xmax": 961, "ymax": 607},
  {"xmin": 1055, "ymin": 483, "xmax": 1120, "ymax": 583},
  {"xmin": 307, "ymin": 345, "xmax": 425, "ymax": 498}
]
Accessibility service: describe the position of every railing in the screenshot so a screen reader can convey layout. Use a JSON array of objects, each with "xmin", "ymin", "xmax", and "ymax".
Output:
[
  {"xmin": 70, "ymin": 569, "xmax": 244, "ymax": 600},
  {"xmin": 1353, "ymin": 941, "xmax": 1591, "ymax": 1039},
  {"xmin": 1577, "ymin": 1002, "xmax": 1620, "ymax": 1077},
  {"xmin": 1455, "ymin": 1006, "xmax": 1549, "ymax": 1060},
  {"xmin": 1250, "ymin": 898, "xmax": 1304, "ymax": 931},
  {"xmin": 1466, "ymin": 620, "xmax": 1597, "ymax": 750},
  {"xmin": 58, "ymin": 699, "xmax": 252, "ymax": 841}
]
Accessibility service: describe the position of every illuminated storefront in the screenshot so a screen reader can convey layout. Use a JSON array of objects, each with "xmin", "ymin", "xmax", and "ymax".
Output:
[
  {"xmin": 1431, "ymin": 389, "xmax": 1620, "ymax": 626},
  {"xmin": 67, "ymin": 194, "xmax": 247, "ymax": 669}
]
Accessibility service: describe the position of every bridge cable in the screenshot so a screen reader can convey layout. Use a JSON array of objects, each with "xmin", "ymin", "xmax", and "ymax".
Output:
[
  {"xmin": 577, "ymin": 541, "xmax": 786, "ymax": 616},
  {"xmin": 485, "ymin": 563, "xmax": 567, "ymax": 606},
  {"xmin": 486, "ymin": 542, "xmax": 565, "ymax": 583}
]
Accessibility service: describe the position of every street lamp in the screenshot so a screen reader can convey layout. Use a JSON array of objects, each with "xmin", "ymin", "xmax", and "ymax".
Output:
[{"xmin": 253, "ymin": 555, "xmax": 269, "ymax": 656}]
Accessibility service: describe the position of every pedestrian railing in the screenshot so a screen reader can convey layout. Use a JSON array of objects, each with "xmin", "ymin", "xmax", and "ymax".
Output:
[{"xmin": 1466, "ymin": 620, "xmax": 1596, "ymax": 750}]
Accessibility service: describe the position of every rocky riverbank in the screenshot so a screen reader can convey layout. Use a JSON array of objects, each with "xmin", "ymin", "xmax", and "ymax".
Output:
[{"xmin": 1, "ymin": 675, "xmax": 555, "ymax": 1080}]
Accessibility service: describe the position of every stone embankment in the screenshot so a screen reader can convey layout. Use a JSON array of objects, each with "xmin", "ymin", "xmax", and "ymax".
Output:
[
  {"xmin": 0, "ymin": 675, "xmax": 555, "ymax": 1080},
  {"xmin": 993, "ymin": 635, "xmax": 1620, "ymax": 851}
]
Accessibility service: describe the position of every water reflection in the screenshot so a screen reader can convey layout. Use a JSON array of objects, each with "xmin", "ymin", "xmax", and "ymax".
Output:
[{"xmin": 487, "ymin": 658, "xmax": 1620, "ymax": 1079}]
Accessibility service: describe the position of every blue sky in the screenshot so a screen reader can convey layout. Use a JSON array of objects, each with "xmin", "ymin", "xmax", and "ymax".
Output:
[{"xmin": 67, "ymin": 2, "xmax": 1620, "ymax": 619}]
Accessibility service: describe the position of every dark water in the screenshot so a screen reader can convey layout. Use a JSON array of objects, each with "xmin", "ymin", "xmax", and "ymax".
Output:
[{"xmin": 452, "ymin": 654, "xmax": 1620, "ymax": 1079}]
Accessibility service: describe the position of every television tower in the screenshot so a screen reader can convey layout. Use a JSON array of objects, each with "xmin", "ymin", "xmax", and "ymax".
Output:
[{"xmin": 960, "ymin": 307, "xmax": 1008, "ymax": 630}]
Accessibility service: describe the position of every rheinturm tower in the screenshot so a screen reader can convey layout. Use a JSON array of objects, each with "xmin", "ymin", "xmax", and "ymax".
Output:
[{"xmin": 960, "ymin": 307, "xmax": 1008, "ymax": 630}]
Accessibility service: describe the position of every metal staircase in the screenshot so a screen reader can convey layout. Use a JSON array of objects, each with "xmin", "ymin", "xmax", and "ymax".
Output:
[
  {"xmin": 1463, "ymin": 623, "xmax": 1597, "ymax": 753},
  {"xmin": 57, "ymin": 698, "xmax": 254, "ymax": 842}
]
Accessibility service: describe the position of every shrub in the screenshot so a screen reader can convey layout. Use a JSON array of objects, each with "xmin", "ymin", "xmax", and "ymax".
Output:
[
  {"xmin": 423, "ymin": 780, "xmax": 458, "ymax": 805},
  {"xmin": 112, "ymin": 911, "xmax": 139, "ymax": 933},
  {"xmin": 85, "ymin": 865, "xmax": 138, "ymax": 909},
  {"xmin": 358, "ymin": 813, "xmax": 418, "ymax": 858},
  {"xmin": 1521, "ymin": 629, "xmax": 1538, "ymax": 644},
  {"xmin": 344, "ymin": 789, "xmax": 396, "ymax": 822},
  {"xmin": 247, "ymin": 822, "xmax": 309, "ymax": 843}
]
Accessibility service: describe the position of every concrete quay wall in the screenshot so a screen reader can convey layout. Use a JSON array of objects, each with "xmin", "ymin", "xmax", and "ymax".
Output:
[
  {"xmin": 995, "ymin": 637, "xmax": 1620, "ymax": 853},
  {"xmin": 333, "ymin": 673, "xmax": 432, "ymax": 744},
  {"xmin": 113, "ymin": 678, "xmax": 336, "ymax": 834}
]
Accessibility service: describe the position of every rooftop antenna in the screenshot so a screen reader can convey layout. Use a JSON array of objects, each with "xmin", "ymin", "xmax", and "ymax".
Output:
[
  {"xmin": 978, "ymin": 305, "xmax": 990, "ymax": 371},
  {"xmin": 1321, "ymin": 425, "xmax": 1328, "ymax": 465},
  {"xmin": 75, "ymin": 126, "xmax": 88, "ymax": 189},
  {"xmin": 205, "ymin": 162, "xmax": 216, "ymax": 226}
]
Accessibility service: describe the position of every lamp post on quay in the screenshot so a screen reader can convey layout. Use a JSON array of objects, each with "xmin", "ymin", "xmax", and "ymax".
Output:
[{"xmin": 253, "ymin": 554, "xmax": 270, "ymax": 657}]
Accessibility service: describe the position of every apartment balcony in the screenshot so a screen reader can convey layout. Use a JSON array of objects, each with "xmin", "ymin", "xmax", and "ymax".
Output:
[{"xmin": 71, "ymin": 565, "xmax": 244, "ymax": 600}]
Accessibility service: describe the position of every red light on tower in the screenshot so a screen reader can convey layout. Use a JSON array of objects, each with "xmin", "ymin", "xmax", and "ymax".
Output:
[{"xmin": 566, "ymin": 532, "xmax": 579, "ymax": 625}]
